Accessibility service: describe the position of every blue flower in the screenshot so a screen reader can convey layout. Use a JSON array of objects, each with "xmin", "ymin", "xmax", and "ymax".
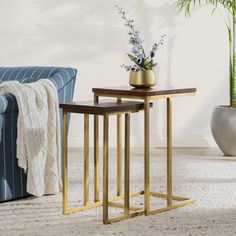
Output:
[
  {"xmin": 134, "ymin": 31, "xmax": 140, "ymax": 37},
  {"xmin": 131, "ymin": 64, "xmax": 140, "ymax": 72},
  {"xmin": 138, "ymin": 52, "xmax": 145, "ymax": 59},
  {"xmin": 116, "ymin": 5, "xmax": 165, "ymax": 72},
  {"xmin": 152, "ymin": 43, "xmax": 158, "ymax": 51},
  {"xmin": 129, "ymin": 37, "xmax": 142, "ymax": 47},
  {"xmin": 150, "ymin": 51, "xmax": 155, "ymax": 58},
  {"xmin": 125, "ymin": 65, "xmax": 131, "ymax": 71},
  {"xmin": 136, "ymin": 58, "xmax": 142, "ymax": 64},
  {"xmin": 132, "ymin": 47, "xmax": 139, "ymax": 54}
]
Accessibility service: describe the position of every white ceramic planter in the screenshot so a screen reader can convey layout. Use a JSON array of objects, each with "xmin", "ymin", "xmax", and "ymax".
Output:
[{"xmin": 211, "ymin": 106, "xmax": 236, "ymax": 156}]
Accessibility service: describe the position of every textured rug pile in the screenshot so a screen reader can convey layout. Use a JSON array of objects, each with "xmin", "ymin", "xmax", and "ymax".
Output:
[{"xmin": 1, "ymin": 148, "xmax": 236, "ymax": 236}]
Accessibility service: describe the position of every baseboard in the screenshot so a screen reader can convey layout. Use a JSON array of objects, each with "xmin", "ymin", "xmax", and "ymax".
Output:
[{"xmin": 68, "ymin": 136, "xmax": 217, "ymax": 148}]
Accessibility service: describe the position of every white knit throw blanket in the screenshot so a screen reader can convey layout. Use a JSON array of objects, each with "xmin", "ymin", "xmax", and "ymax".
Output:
[{"xmin": 0, "ymin": 79, "xmax": 61, "ymax": 196}]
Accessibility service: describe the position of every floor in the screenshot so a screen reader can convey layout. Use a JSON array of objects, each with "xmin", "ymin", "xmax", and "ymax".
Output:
[{"xmin": 1, "ymin": 148, "xmax": 236, "ymax": 236}]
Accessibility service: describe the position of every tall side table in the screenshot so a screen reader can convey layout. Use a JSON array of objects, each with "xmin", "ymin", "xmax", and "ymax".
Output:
[
  {"xmin": 92, "ymin": 86, "xmax": 197, "ymax": 216},
  {"xmin": 60, "ymin": 100, "xmax": 151, "ymax": 224}
]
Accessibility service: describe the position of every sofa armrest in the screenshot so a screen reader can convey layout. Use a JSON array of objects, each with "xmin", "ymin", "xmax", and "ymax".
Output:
[
  {"xmin": 0, "ymin": 67, "xmax": 77, "ymax": 114},
  {"xmin": 48, "ymin": 68, "xmax": 77, "ymax": 92},
  {"xmin": 20, "ymin": 68, "xmax": 77, "ymax": 92},
  {"xmin": 0, "ymin": 93, "xmax": 18, "ymax": 114}
]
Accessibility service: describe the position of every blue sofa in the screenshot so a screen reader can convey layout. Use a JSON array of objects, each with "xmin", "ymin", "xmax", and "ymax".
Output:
[{"xmin": 0, "ymin": 67, "xmax": 77, "ymax": 202}]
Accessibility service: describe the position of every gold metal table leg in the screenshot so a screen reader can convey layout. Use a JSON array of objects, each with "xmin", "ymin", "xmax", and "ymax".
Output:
[
  {"xmin": 94, "ymin": 95, "xmax": 99, "ymax": 202},
  {"xmin": 84, "ymin": 114, "xmax": 89, "ymax": 206},
  {"xmin": 117, "ymin": 98, "xmax": 122, "ymax": 196},
  {"xmin": 103, "ymin": 114, "xmax": 109, "ymax": 224},
  {"xmin": 94, "ymin": 115, "xmax": 99, "ymax": 202},
  {"xmin": 117, "ymin": 113, "xmax": 122, "ymax": 196},
  {"xmin": 124, "ymin": 113, "xmax": 130, "ymax": 217},
  {"xmin": 144, "ymin": 98, "xmax": 150, "ymax": 215},
  {"xmin": 167, "ymin": 97, "xmax": 173, "ymax": 206},
  {"xmin": 62, "ymin": 110, "xmax": 68, "ymax": 214}
]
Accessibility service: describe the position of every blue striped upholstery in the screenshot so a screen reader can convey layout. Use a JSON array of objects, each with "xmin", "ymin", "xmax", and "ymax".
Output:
[{"xmin": 0, "ymin": 67, "xmax": 77, "ymax": 202}]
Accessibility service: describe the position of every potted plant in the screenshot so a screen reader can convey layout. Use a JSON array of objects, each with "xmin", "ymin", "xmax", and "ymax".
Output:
[
  {"xmin": 177, "ymin": 0, "xmax": 236, "ymax": 156},
  {"xmin": 116, "ymin": 5, "xmax": 165, "ymax": 88}
]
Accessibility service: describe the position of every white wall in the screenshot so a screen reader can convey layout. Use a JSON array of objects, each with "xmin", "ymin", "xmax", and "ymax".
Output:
[{"xmin": 0, "ymin": 0, "xmax": 229, "ymax": 147}]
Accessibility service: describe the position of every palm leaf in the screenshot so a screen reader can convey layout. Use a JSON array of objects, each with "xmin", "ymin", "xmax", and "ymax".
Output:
[
  {"xmin": 177, "ymin": 0, "xmax": 236, "ymax": 107},
  {"xmin": 176, "ymin": 0, "xmax": 235, "ymax": 16}
]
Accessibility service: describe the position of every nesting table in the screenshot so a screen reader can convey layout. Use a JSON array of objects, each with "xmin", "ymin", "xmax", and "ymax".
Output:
[
  {"xmin": 60, "ymin": 86, "xmax": 197, "ymax": 224},
  {"xmin": 60, "ymin": 100, "xmax": 152, "ymax": 224},
  {"xmin": 92, "ymin": 86, "xmax": 197, "ymax": 217}
]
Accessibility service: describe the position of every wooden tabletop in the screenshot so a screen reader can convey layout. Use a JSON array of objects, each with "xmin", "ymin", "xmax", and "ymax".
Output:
[
  {"xmin": 59, "ymin": 100, "xmax": 152, "ymax": 115},
  {"xmin": 92, "ymin": 86, "xmax": 197, "ymax": 97}
]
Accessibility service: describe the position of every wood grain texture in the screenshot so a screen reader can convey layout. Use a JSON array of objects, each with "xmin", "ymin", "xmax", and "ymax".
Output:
[
  {"xmin": 92, "ymin": 86, "xmax": 197, "ymax": 97},
  {"xmin": 59, "ymin": 100, "xmax": 152, "ymax": 115}
]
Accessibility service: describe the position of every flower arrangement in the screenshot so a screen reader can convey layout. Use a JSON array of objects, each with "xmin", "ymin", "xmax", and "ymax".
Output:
[{"xmin": 115, "ymin": 5, "xmax": 166, "ymax": 72}]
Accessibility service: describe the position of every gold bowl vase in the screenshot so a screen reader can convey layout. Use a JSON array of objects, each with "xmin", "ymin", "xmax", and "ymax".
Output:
[{"xmin": 129, "ymin": 70, "xmax": 156, "ymax": 88}]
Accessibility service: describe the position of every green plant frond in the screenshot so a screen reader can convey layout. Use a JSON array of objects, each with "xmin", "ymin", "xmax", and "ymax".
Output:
[
  {"xmin": 176, "ymin": 0, "xmax": 235, "ymax": 16},
  {"xmin": 127, "ymin": 54, "xmax": 137, "ymax": 63},
  {"xmin": 177, "ymin": 0, "xmax": 236, "ymax": 107}
]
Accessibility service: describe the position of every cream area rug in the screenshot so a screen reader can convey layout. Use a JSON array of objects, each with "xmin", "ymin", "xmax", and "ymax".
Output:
[{"xmin": 1, "ymin": 148, "xmax": 236, "ymax": 236}]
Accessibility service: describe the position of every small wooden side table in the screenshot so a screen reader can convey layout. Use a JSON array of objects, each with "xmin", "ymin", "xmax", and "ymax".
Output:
[
  {"xmin": 92, "ymin": 86, "xmax": 197, "ymax": 216},
  {"xmin": 59, "ymin": 100, "xmax": 151, "ymax": 224}
]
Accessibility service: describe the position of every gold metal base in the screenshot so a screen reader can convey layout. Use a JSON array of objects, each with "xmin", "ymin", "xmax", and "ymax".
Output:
[
  {"xmin": 63, "ymin": 190, "xmax": 195, "ymax": 224},
  {"xmin": 62, "ymin": 94, "xmax": 195, "ymax": 224},
  {"xmin": 106, "ymin": 190, "xmax": 195, "ymax": 224}
]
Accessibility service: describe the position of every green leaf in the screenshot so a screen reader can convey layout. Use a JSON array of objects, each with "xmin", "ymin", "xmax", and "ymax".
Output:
[
  {"xmin": 127, "ymin": 54, "xmax": 137, "ymax": 63},
  {"xmin": 143, "ymin": 58, "xmax": 151, "ymax": 65},
  {"xmin": 152, "ymin": 63, "xmax": 157, "ymax": 68},
  {"xmin": 176, "ymin": 0, "xmax": 236, "ymax": 107},
  {"xmin": 176, "ymin": 0, "xmax": 234, "ymax": 16},
  {"xmin": 142, "ymin": 59, "xmax": 154, "ymax": 70}
]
